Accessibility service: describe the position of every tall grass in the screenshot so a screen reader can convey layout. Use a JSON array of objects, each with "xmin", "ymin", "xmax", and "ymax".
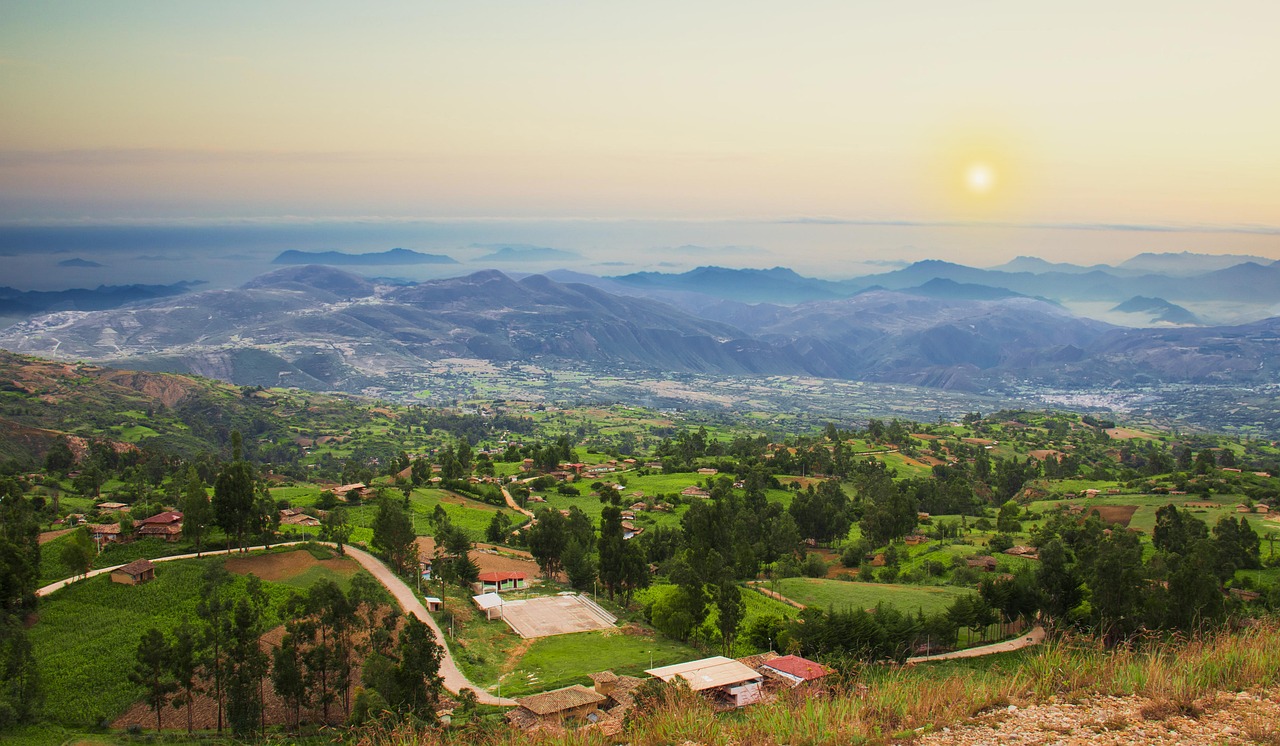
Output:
[{"xmin": 355, "ymin": 618, "xmax": 1280, "ymax": 746}]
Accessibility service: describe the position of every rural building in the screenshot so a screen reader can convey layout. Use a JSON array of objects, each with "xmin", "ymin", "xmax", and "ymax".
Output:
[
  {"xmin": 966, "ymin": 555, "xmax": 998, "ymax": 572},
  {"xmin": 136, "ymin": 510, "xmax": 183, "ymax": 541},
  {"xmin": 474, "ymin": 571, "xmax": 527, "ymax": 593},
  {"xmin": 111, "ymin": 558, "xmax": 156, "ymax": 585},
  {"xmin": 334, "ymin": 482, "xmax": 369, "ymax": 501},
  {"xmin": 89, "ymin": 523, "xmax": 124, "ymax": 544},
  {"xmin": 646, "ymin": 656, "xmax": 765, "ymax": 708},
  {"xmin": 507, "ymin": 684, "xmax": 607, "ymax": 729},
  {"xmin": 280, "ymin": 508, "xmax": 321, "ymax": 527},
  {"xmin": 425, "ymin": 596, "xmax": 443, "ymax": 612},
  {"xmin": 759, "ymin": 654, "xmax": 832, "ymax": 686},
  {"xmin": 96, "ymin": 502, "xmax": 129, "ymax": 512},
  {"xmin": 472, "ymin": 592, "xmax": 504, "ymax": 620},
  {"xmin": 621, "ymin": 521, "xmax": 644, "ymax": 540},
  {"xmin": 696, "ymin": 467, "xmax": 718, "ymax": 475},
  {"xmin": 681, "ymin": 486, "xmax": 710, "ymax": 498},
  {"xmin": 903, "ymin": 534, "xmax": 928, "ymax": 546}
]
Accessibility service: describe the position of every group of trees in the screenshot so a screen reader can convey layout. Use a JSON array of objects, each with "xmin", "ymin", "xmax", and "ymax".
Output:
[
  {"xmin": 0, "ymin": 479, "xmax": 42, "ymax": 728},
  {"xmin": 129, "ymin": 566, "xmax": 442, "ymax": 737}
]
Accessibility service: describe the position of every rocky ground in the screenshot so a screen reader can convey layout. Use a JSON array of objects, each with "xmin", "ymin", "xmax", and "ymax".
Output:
[{"xmin": 914, "ymin": 689, "xmax": 1280, "ymax": 745}]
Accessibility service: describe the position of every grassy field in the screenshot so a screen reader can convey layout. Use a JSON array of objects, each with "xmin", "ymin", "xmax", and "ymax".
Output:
[
  {"xmin": 771, "ymin": 577, "xmax": 974, "ymax": 616},
  {"xmin": 500, "ymin": 631, "xmax": 698, "ymax": 696}
]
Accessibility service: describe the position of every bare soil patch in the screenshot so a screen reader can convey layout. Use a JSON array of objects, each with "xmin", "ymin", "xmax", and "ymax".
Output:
[
  {"xmin": 38, "ymin": 528, "xmax": 74, "ymax": 545},
  {"xmin": 1085, "ymin": 505, "xmax": 1139, "ymax": 527},
  {"xmin": 1105, "ymin": 427, "xmax": 1149, "ymax": 440},
  {"xmin": 224, "ymin": 550, "xmax": 360, "ymax": 583},
  {"xmin": 1029, "ymin": 449, "xmax": 1065, "ymax": 461},
  {"xmin": 962, "ymin": 438, "xmax": 995, "ymax": 446},
  {"xmin": 415, "ymin": 536, "xmax": 540, "ymax": 578}
]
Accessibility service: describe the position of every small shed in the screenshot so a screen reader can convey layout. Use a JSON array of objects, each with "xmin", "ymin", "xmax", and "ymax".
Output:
[
  {"xmin": 111, "ymin": 558, "xmax": 156, "ymax": 586},
  {"xmin": 646, "ymin": 656, "xmax": 764, "ymax": 708},
  {"xmin": 425, "ymin": 597, "xmax": 444, "ymax": 612},
  {"xmin": 472, "ymin": 592, "xmax": 504, "ymax": 620}
]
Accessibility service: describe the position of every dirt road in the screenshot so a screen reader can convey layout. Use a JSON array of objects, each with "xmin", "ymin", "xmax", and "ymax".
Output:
[
  {"xmin": 907, "ymin": 625, "xmax": 1045, "ymax": 663},
  {"xmin": 37, "ymin": 540, "xmax": 515, "ymax": 706}
]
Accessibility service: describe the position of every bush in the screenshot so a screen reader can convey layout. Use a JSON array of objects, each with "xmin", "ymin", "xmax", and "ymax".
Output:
[{"xmin": 801, "ymin": 553, "xmax": 828, "ymax": 578}]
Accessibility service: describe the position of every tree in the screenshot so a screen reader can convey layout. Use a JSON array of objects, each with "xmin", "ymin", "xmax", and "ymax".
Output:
[
  {"xmin": 858, "ymin": 470, "xmax": 917, "ymax": 546},
  {"xmin": 485, "ymin": 511, "xmax": 512, "ymax": 544},
  {"xmin": 59, "ymin": 526, "xmax": 95, "ymax": 578},
  {"xmin": 1036, "ymin": 538, "xmax": 1082, "ymax": 624},
  {"xmin": 196, "ymin": 564, "xmax": 232, "ymax": 733},
  {"xmin": 715, "ymin": 579, "xmax": 745, "ymax": 656},
  {"xmin": 129, "ymin": 628, "xmax": 177, "ymax": 733},
  {"xmin": 390, "ymin": 616, "xmax": 443, "ymax": 716},
  {"xmin": 225, "ymin": 596, "xmax": 269, "ymax": 738},
  {"xmin": 271, "ymin": 633, "xmax": 307, "ymax": 732},
  {"xmin": 167, "ymin": 616, "xmax": 201, "ymax": 735},
  {"xmin": 321, "ymin": 507, "xmax": 353, "ymax": 553},
  {"xmin": 179, "ymin": 468, "xmax": 213, "ymax": 555},
  {"xmin": 527, "ymin": 508, "xmax": 569, "ymax": 579},
  {"xmin": 371, "ymin": 498, "xmax": 416, "ymax": 575},
  {"xmin": 43, "ymin": 438, "xmax": 75, "ymax": 475},
  {"xmin": 213, "ymin": 432, "xmax": 257, "ymax": 551}
]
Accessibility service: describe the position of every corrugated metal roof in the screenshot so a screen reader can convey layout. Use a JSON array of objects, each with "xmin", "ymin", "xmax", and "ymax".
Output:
[
  {"xmin": 645, "ymin": 656, "xmax": 762, "ymax": 691},
  {"xmin": 472, "ymin": 592, "xmax": 504, "ymax": 610}
]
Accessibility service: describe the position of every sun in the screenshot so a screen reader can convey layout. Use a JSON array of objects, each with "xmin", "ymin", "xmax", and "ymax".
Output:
[{"xmin": 965, "ymin": 162, "xmax": 996, "ymax": 195}]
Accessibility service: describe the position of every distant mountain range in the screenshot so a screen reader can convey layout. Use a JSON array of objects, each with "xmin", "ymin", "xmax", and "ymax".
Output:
[
  {"xmin": 272, "ymin": 248, "xmax": 458, "ymax": 265},
  {"xmin": 603, "ymin": 254, "xmax": 1280, "ymax": 314},
  {"xmin": 0, "ymin": 281, "xmax": 203, "ymax": 316},
  {"xmin": 2, "ymin": 265, "xmax": 1278, "ymax": 398},
  {"xmin": 471, "ymin": 244, "xmax": 583, "ymax": 262}
]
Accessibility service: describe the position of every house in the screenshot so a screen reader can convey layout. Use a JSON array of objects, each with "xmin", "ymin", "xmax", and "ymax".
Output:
[
  {"xmin": 903, "ymin": 534, "xmax": 928, "ymax": 546},
  {"xmin": 1257, "ymin": 505, "xmax": 1270, "ymax": 514},
  {"xmin": 507, "ymin": 685, "xmax": 607, "ymax": 729},
  {"xmin": 966, "ymin": 555, "xmax": 998, "ymax": 572},
  {"xmin": 474, "ymin": 571, "xmax": 526, "ymax": 593},
  {"xmin": 1236, "ymin": 504, "xmax": 1250, "ymax": 513},
  {"xmin": 96, "ymin": 502, "xmax": 129, "ymax": 512},
  {"xmin": 621, "ymin": 521, "xmax": 644, "ymax": 540},
  {"xmin": 696, "ymin": 468, "xmax": 719, "ymax": 476},
  {"xmin": 111, "ymin": 558, "xmax": 156, "ymax": 585},
  {"xmin": 646, "ymin": 656, "xmax": 765, "ymax": 709},
  {"xmin": 681, "ymin": 486, "xmax": 710, "ymax": 498},
  {"xmin": 759, "ymin": 654, "xmax": 832, "ymax": 686},
  {"xmin": 136, "ymin": 510, "xmax": 183, "ymax": 542},
  {"xmin": 472, "ymin": 592, "xmax": 504, "ymax": 620},
  {"xmin": 425, "ymin": 597, "xmax": 444, "ymax": 612},
  {"xmin": 335, "ymin": 483, "xmax": 368, "ymax": 501},
  {"xmin": 280, "ymin": 508, "xmax": 321, "ymax": 527},
  {"xmin": 89, "ymin": 523, "xmax": 124, "ymax": 544},
  {"xmin": 1004, "ymin": 546, "xmax": 1040, "ymax": 560}
]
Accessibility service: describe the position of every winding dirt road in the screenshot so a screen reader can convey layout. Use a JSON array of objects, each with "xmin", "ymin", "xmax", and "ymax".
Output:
[{"xmin": 36, "ymin": 541, "xmax": 515, "ymax": 706}]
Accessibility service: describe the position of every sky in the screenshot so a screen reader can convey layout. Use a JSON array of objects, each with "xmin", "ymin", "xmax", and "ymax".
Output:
[{"xmin": 1, "ymin": 1, "xmax": 1279, "ymax": 271}]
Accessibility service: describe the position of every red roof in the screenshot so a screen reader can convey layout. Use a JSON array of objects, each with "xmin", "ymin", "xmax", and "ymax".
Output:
[
  {"xmin": 763, "ymin": 655, "xmax": 829, "ymax": 681},
  {"xmin": 477, "ymin": 571, "xmax": 526, "ymax": 583},
  {"xmin": 138, "ymin": 510, "xmax": 183, "ymax": 525}
]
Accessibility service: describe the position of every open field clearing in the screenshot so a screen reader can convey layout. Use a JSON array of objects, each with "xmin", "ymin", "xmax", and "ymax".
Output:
[{"xmin": 771, "ymin": 577, "xmax": 974, "ymax": 616}]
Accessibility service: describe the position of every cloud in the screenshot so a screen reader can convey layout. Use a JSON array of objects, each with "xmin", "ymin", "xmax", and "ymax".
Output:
[{"xmin": 773, "ymin": 216, "xmax": 1280, "ymax": 237}]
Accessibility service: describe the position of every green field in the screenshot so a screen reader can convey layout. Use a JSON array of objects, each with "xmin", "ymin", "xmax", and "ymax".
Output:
[
  {"xmin": 771, "ymin": 577, "xmax": 974, "ymax": 616},
  {"xmin": 30, "ymin": 547, "xmax": 372, "ymax": 728},
  {"xmin": 500, "ymin": 631, "xmax": 698, "ymax": 696}
]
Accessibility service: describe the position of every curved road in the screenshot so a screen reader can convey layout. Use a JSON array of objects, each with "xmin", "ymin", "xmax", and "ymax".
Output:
[
  {"xmin": 37, "ymin": 541, "xmax": 515, "ymax": 706},
  {"xmin": 906, "ymin": 625, "xmax": 1045, "ymax": 663}
]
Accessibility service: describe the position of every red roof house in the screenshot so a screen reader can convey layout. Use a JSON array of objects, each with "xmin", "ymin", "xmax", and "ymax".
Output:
[
  {"xmin": 475, "ymin": 571, "xmax": 527, "ymax": 593},
  {"xmin": 760, "ymin": 655, "xmax": 831, "ymax": 685}
]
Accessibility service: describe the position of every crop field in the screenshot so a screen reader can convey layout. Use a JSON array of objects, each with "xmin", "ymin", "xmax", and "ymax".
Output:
[{"xmin": 771, "ymin": 577, "xmax": 974, "ymax": 616}]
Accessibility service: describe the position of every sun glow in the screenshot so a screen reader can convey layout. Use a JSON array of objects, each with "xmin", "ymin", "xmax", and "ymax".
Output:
[{"xmin": 965, "ymin": 162, "xmax": 995, "ymax": 194}]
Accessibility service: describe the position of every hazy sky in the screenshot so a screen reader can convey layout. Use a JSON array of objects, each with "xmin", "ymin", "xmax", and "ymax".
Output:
[{"xmin": 2, "ymin": 1, "xmax": 1278, "ymax": 264}]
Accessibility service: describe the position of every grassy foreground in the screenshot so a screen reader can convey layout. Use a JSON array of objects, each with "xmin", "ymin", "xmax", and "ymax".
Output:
[{"xmin": 359, "ymin": 618, "xmax": 1280, "ymax": 746}]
